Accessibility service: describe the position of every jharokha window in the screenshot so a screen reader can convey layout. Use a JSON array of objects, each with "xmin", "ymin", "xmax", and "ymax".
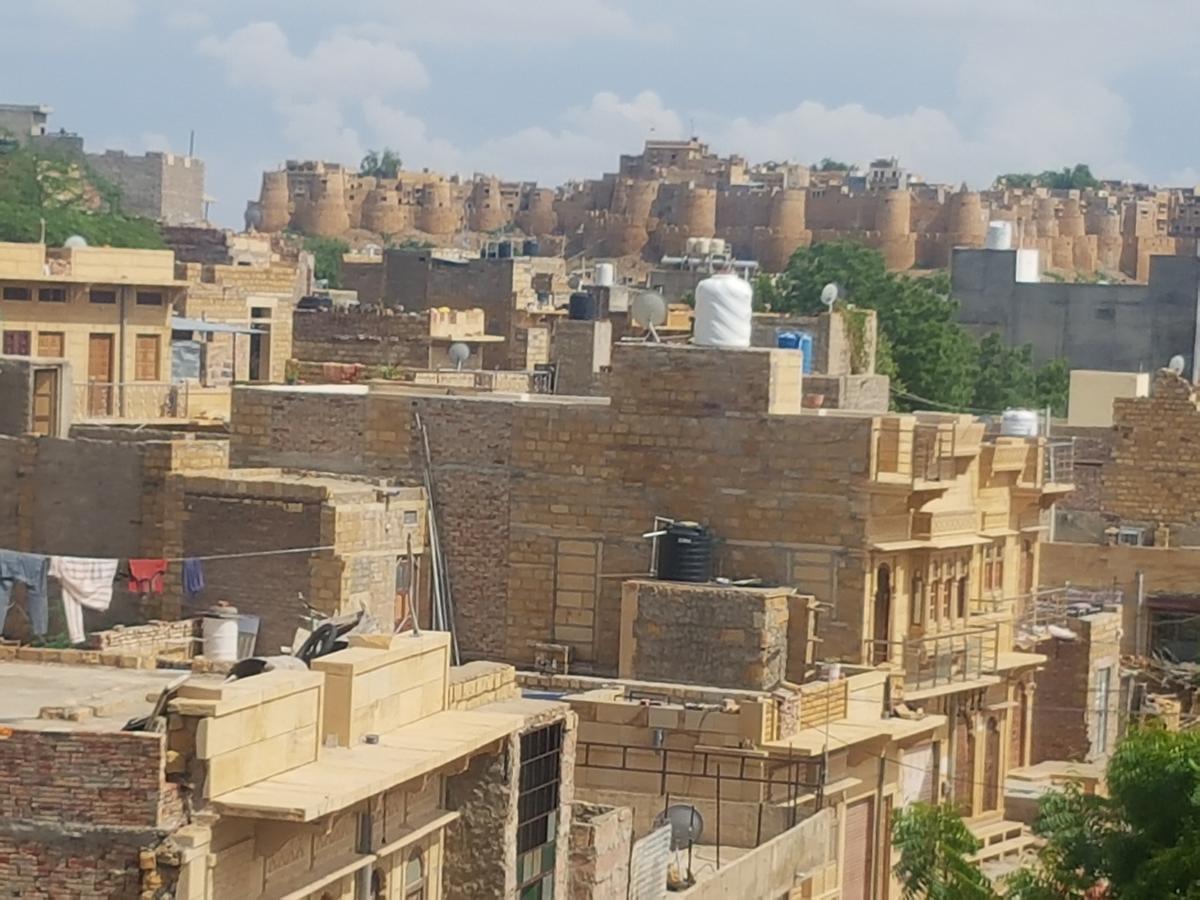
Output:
[{"xmin": 983, "ymin": 541, "xmax": 1005, "ymax": 593}]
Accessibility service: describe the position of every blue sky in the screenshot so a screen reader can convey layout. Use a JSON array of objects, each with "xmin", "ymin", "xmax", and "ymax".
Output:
[{"xmin": 7, "ymin": 1, "xmax": 1199, "ymax": 226}]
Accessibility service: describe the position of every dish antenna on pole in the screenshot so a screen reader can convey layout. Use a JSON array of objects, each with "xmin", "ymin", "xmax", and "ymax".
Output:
[
  {"xmin": 630, "ymin": 290, "xmax": 668, "ymax": 342},
  {"xmin": 448, "ymin": 342, "xmax": 471, "ymax": 371},
  {"xmin": 1168, "ymin": 354, "xmax": 1186, "ymax": 375},
  {"xmin": 820, "ymin": 282, "xmax": 841, "ymax": 309}
]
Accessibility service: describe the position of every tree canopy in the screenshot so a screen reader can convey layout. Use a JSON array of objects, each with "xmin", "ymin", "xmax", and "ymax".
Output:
[
  {"xmin": 359, "ymin": 148, "xmax": 403, "ymax": 179},
  {"xmin": 995, "ymin": 164, "xmax": 1100, "ymax": 191},
  {"xmin": 0, "ymin": 145, "xmax": 164, "ymax": 248},
  {"xmin": 302, "ymin": 235, "xmax": 349, "ymax": 287},
  {"xmin": 762, "ymin": 241, "xmax": 1069, "ymax": 414},
  {"xmin": 816, "ymin": 157, "xmax": 854, "ymax": 172},
  {"xmin": 893, "ymin": 729, "xmax": 1200, "ymax": 899}
]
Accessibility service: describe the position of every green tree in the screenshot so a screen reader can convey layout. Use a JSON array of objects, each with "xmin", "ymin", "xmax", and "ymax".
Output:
[
  {"xmin": 995, "ymin": 164, "xmax": 1100, "ymax": 191},
  {"xmin": 303, "ymin": 236, "xmax": 350, "ymax": 287},
  {"xmin": 973, "ymin": 334, "xmax": 1035, "ymax": 413},
  {"xmin": 893, "ymin": 803, "xmax": 997, "ymax": 900},
  {"xmin": 816, "ymin": 157, "xmax": 854, "ymax": 172},
  {"xmin": 1033, "ymin": 358, "xmax": 1069, "ymax": 416},
  {"xmin": 359, "ymin": 148, "xmax": 403, "ymax": 179}
]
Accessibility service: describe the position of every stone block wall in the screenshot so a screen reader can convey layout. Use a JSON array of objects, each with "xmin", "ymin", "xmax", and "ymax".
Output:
[
  {"xmin": 569, "ymin": 803, "xmax": 633, "ymax": 900},
  {"xmin": 88, "ymin": 618, "xmax": 201, "ymax": 658},
  {"xmin": 292, "ymin": 310, "xmax": 433, "ymax": 368},
  {"xmin": 449, "ymin": 661, "xmax": 520, "ymax": 710},
  {"xmin": 552, "ymin": 319, "xmax": 612, "ymax": 396},
  {"xmin": 1031, "ymin": 612, "xmax": 1122, "ymax": 763},
  {"xmin": 620, "ymin": 581, "xmax": 790, "ymax": 690},
  {"xmin": 0, "ymin": 356, "xmax": 34, "ymax": 436}
]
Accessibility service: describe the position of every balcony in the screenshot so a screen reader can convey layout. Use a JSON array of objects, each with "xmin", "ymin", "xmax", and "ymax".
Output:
[
  {"xmin": 865, "ymin": 622, "xmax": 1000, "ymax": 695},
  {"xmin": 73, "ymin": 382, "xmax": 181, "ymax": 420},
  {"xmin": 974, "ymin": 586, "xmax": 1123, "ymax": 635},
  {"xmin": 911, "ymin": 509, "xmax": 980, "ymax": 541}
]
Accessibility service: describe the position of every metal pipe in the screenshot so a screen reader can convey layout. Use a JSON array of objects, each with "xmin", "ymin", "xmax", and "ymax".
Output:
[{"xmin": 1136, "ymin": 570, "xmax": 1146, "ymax": 656}]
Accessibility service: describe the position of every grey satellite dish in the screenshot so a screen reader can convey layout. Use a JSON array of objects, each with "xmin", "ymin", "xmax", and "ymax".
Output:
[
  {"xmin": 654, "ymin": 804, "xmax": 704, "ymax": 851},
  {"xmin": 1168, "ymin": 354, "xmax": 1186, "ymax": 375},
  {"xmin": 820, "ymin": 282, "xmax": 840, "ymax": 309},
  {"xmin": 63, "ymin": 234, "xmax": 88, "ymax": 249},
  {"xmin": 630, "ymin": 291, "xmax": 668, "ymax": 327},
  {"xmin": 448, "ymin": 342, "xmax": 471, "ymax": 371}
]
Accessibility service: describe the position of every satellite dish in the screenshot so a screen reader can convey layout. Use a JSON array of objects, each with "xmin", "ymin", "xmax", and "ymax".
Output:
[
  {"xmin": 654, "ymin": 804, "xmax": 704, "ymax": 851},
  {"xmin": 1168, "ymin": 355, "xmax": 1186, "ymax": 375},
  {"xmin": 63, "ymin": 234, "xmax": 88, "ymax": 249},
  {"xmin": 630, "ymin": 291, "xmax": 668, "ymax": 328},
  {"xmin": 820, "ymin": 282, "xmax": 841, "ymax": 308},
  {"xmin": 448, "ymin": 342, "xmax": 471, "ymax": 371}
]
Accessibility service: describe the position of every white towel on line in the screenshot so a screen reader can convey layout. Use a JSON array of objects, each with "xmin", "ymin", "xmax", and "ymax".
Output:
[{"xmin": 48, "ymin": 556, "xmax": 119, "ymax": 644}]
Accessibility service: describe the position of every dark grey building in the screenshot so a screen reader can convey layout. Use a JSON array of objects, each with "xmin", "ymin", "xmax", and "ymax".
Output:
[{"xmin": 951, "ymin": 247, "xmax": 1200, "ymax": 378}]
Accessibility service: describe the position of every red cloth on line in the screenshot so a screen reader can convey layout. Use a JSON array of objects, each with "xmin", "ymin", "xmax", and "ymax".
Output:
[{"xmin": 128, "ymin": 558, "xmax": 167, "ymax": 594}]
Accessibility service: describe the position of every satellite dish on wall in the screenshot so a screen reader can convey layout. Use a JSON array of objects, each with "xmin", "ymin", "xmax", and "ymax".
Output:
[
  {"xmin": 820, "ymin": 282, "xmax": 841, "ymax": 309},
  {"xmin": 63, "ymin": 234, "xmax": 88, "ymax": 249},
  {"xmin": 448, "ymin": 342, "xmax": 471, "ymax": 371},
  {"xmin": 654, "ymin": 804, "xmax": 704, "ymax": 851},
  {"xmin": 630, "ymin": 291, "xmax": 668, "ymax": 329},
  {"xmin": 1168, "ymin": 354, "xmax": 1186, "ymax": 375}
]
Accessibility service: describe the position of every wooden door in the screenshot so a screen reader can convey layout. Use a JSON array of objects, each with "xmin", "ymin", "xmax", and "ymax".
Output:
[
  {"xmin": 135, "ymin": 334, "xmax": 161, "ymax": 382},
  {"xmin": 983, "ymin": 717, "xmax": 1001, "ymax": 812},
  {"xmin": 954, "ymin": 715, "xmax": 976, "ymax": 816},
  {"xmin": 843, "ymin": 798, "xmax": 875, "ymax": 900},
  {"xmin": 31, "ymin": 368, "xmax": 58, "ymax": 436},
  {"xmin": 37, "ymin": 332, "xmax": 64, "ymax": 359},
  {"xmin": 1010, "ymin": 685, "xmax": 1027, "ymax": 770},
  {"xmin": 87, "ymin": 333, "xmax": 114, "ymax": 415}
]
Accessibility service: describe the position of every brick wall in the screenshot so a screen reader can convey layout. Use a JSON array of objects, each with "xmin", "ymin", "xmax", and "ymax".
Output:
[
  {"xmin": 0, "ymin": 833, "xmax": 153, "ymax": 899},
  {"xmin": 1031, "ymin": 612, "xmax": 1122, "ymax": 763},
  {"xmin": 449, "ymin": 661, "xmax": 520, "ymax": 710},
  {"xmin": 292, "ymin": 310, "xmax": 432, "ymax": 367},
  {"xmin": 0, "ymin": 728, "xmax": 181, "ymax": 829},
  {"xmin": 621, "ymin": 581, "xmax": 790, "ymax": 690},
  {"xmin": 568, "ymin": 803, "xmax": 632, "ymax": 900},
  {"xmin": 1106, "ymin": 370, "xmax": 1200, "ymax": 525},
  {"xmin": 231, "ymin": 387, "xmax": 369, "ymax": 471},
  {"xmin": 0, "ymin": 357, "xmax": 32, "ymax": 436},
  {"xmin": 89, "ymin": 618, "xmax": 200, "ymax": 658}
]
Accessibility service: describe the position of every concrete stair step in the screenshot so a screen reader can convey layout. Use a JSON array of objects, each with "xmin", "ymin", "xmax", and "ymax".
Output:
[{"xmin": 971, "ymin": 833, "xmax": 1038, "ymax": 865}]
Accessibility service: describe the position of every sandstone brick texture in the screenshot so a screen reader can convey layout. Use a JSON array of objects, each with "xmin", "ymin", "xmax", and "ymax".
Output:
[
  {"xmin": 292, "ymin": 309, "xmax": 434, "ymax": 368},
  {"xmin": 568, "ymin": 803, "xmax": 632, "ymax": 900},
  {"xmin": 620, "ymin": 581, "xmax": 791, "ymax": 690}
]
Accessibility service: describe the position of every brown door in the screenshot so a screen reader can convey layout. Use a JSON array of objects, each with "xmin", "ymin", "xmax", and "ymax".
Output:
[
  {"xmin": 31, "ymin": 368, "xmax": 59, "ymax": 436},
  {"xmin": 843, "ymin": 798, "xmax": 875, "ymax": 900},
  {"xmin": 873, "ymin": 564, "xmax": 892, "ymax": 663},
  {"xmin": 983, "ymin": 717, "xmax": 1001, "ymax": 812},
  {"xmin": 954, "ymin": 715, "xmax": 976, "ymax": 816},
  {"xmin": 135, "ymin": 334, "xmax": 161, "ymax": 381},
  {"xmin": 37, "ymin": 332, "xmax": 64, "ymax": 359},
  {"xmin": 87, "ymin": 333, "xmax": 114, "ymax": 415},
  {"xmin": 1010, "ymin": 686, "xmax": 1028, "ymax": 770}
]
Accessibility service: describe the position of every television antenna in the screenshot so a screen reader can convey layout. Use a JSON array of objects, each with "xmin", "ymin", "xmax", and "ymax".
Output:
[
  {"xmin": 820, "ymin": 282, "xmax": 841, "ymax": 309},
  {"xmin": 447, "ymin": 342, "xmax": 471, "ymax": 371}
]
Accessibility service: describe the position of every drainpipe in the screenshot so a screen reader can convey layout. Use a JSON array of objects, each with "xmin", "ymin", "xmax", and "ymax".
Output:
[{"xmin": 119, "ymin": 286, "xmax": 128, "ymax": 416}]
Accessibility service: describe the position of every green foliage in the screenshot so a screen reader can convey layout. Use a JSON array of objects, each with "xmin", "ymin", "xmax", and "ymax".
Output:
[
  {"xmin": 0, "ymin": 145, "xmax": 164, "ymax": 248},
  {"xmin": 995, "ymin": 164, "xmax": 1100, "ymax": 191},
  {"xmin": 388, "ymin": 237, "xmax": 435, "ymax": 251},
  {"xmin": 767, "ymin": 241, "xmax": 1069, "ymax": 413},
  {"xmin": 816, "ymin": 157, "xmax": 854, "ymax": 172},
  {"xmin": 893, "ymin": 803, "xmax": 997, "ymax": 900},
  {"xmin": 752, "ymin": 273, "xmax": 780, "ymax": 312},
  {"xmin": 359, "ymin": 148, "xmax": 402, "ymax": 179},
  {"xmin": 303, "ymin": 236, "xmax": 350, "ymax": 287}
]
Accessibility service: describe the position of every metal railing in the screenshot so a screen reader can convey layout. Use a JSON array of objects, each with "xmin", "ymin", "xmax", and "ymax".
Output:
[
  {"xmin": 865, "ymin": 621, "xmax": 1000, "ymax": 692},
  {"xmin": 74, "ymin": 382, "xmax": 180, "ymax": 420},
  {"xmin": 970, "ymin": 585, "xmax": 1123, "ymax": 632}
]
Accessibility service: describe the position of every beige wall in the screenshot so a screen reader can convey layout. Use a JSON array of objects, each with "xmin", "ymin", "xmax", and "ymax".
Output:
[{"xmin": 1067, "ymin": 370, "xmax": 1149, "ymax": 428}]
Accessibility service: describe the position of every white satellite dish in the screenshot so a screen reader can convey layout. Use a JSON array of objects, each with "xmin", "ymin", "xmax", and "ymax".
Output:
[
  {"xmin": 63, "ymin": 234, "xmax": 88, "ymax": 249},
  {"xmin": 654, "ymin": 804, "xmax": 704, "ymax": 851},
  {"xmin": 630, "ymin": 291, "xmax": 667, "ymax": 329},
  {"xmin": 447, "ymin": 342, "xmax": 471, "ymax": 371},
  {"xmin": 820, "ymin": 282, "xmax": 841, "ymax": 309},
  {"xmin": 1168, "ymin": 354, "xmax": 1186, "ymax": 375}
]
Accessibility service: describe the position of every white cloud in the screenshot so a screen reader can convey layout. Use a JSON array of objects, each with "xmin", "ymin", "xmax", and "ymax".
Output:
[{"xmin": 199, "ymin": 22, "xmax": 429, "ymax": 101}]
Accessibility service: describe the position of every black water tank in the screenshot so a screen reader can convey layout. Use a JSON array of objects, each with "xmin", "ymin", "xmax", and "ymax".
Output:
[
  {"xmin": 568, "ymin": 291, "xmax": 600, "ymax": 320},
  {"xmin": 657, "ymin": 521, "xmax": 714, "ymax": 583},
  {"xmin": 523, "ymin": 238, "xmax": 540, "ymax": 257}
]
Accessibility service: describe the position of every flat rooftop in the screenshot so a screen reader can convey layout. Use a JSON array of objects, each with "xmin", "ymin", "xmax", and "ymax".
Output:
[{"xmin": 0, "ymin": 661, "xmax": 212, "ymax": 731}]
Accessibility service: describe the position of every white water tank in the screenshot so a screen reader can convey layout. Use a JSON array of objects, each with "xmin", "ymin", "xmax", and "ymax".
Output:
[
  {"xmin": 694, "ymin": 273, "xmax": 753, "ymax": 347},
  {"xmin": 202, "ymin": 606, "xmax": 240, "ymax": 662},
  {"xmin": 984, "ymin": 221, "xmax": 1013, "ymax": 250},
  {"xmin": 693, "ymin": 237, "xmax": 712, "ymax": 256},
  {"xmin": 709, "ymin": 237, "xmax": 728, "ymax": 257},
  {"xmin": 595, "ymin": 262, "xmax": 614, "ymax": 287},
  {"xmin": 1000, "ymin": 408, "xmax": 1040, "ymax": 437}
]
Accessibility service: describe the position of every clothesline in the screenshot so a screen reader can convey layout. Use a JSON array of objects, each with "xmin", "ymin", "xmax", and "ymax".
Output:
[{"xmin": 0, "ymin": 544, "xmax": 338, "ymax": 564}]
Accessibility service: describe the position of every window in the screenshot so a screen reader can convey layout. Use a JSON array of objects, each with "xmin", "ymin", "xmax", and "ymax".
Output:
[
  {"xmin": 136, "ymin": 291, "xmax": 163, "ymax": 306},
  {"xmin": 3, "ymin": 330, "xmax": 31, "ymax": 356},
  {"xmin": 1094, "ymin": 667, "xmax": 1112, "ymax": 754},
  {"xmin": 910, "ymin": 575, "xmax": 924, "ymax": 627},
  {"xmin": 2, "ymin": 286, "xmax": 30, "ymax": 301},
  {"xmin": 517, "ymin": 722, "xmax": 564, "ymax": 900},
  {"xmin": 941, "ymin": 579, "xmax": 953, "ymax": 621},
  {"xmin": 404, "ymin": 851, "xmax": 425, "ymax": 900},
  {"xmin": 89, "ymin": 288, "xmax": 117, "ymax": 305},
  {"xmin": 135, "ymin": 335, "xmax": 161, "ymax": 382},
  {"xmin": 1116, "ymin": 526, "xmax": 1148, "ymax": 547},
  {"xmin": 38, "ymin": 287, "xmax": 66, "ymax": 303},
  {"xmin": 983, "ymin": 541, "xmax": 1005, "ymax": 593}
]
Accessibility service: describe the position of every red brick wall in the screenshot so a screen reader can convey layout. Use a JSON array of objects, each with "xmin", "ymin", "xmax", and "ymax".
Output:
[
  {"xmin": 0, "ymin": 833, "xmax": 150, "ymax": 898},
  {"xmin": 0, "ymin": 729, "xmax": 180, "ymax": 829}
]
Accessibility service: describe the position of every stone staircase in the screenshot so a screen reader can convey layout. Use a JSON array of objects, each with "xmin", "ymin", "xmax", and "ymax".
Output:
[{"xmin": 969, "ymin": 816, "xmax": 1039, "ymax": 880}]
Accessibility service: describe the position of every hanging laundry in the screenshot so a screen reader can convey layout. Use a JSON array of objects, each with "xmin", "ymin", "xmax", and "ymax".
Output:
[
  {"xmin": 182, "ymin": 558, "xmax": 205, "ymax": 599},
  {"xmin": 128, "ymin": 558, "xmax": 167, "ymax": 594},
  {"xmin": 49, "ymin": 556, "xmax": 119, "ymax": 645},
  {"xmin": 0, "ymin": 551, "xmax": 50, "ymax": 637}
]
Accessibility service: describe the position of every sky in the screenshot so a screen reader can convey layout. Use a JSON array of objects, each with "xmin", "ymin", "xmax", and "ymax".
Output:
[{"xmin": 6, "ymin": 0, "xmax": 1200, "ymax": 227}]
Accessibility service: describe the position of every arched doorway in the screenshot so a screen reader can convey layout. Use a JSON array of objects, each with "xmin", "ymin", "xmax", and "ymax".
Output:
[{"xmin": 873, "ymin": 564, "xmax": 892, "ymax": 663}]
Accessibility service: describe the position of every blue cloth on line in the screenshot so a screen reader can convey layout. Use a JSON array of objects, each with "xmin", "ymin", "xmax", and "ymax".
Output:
[
  {"xmin": 182, "ymin": 558, "xmax": 205, "ymax": 599},
  {"xmin": 0, "ymin": 551, "xmax": 50, "ymax": 636}
]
